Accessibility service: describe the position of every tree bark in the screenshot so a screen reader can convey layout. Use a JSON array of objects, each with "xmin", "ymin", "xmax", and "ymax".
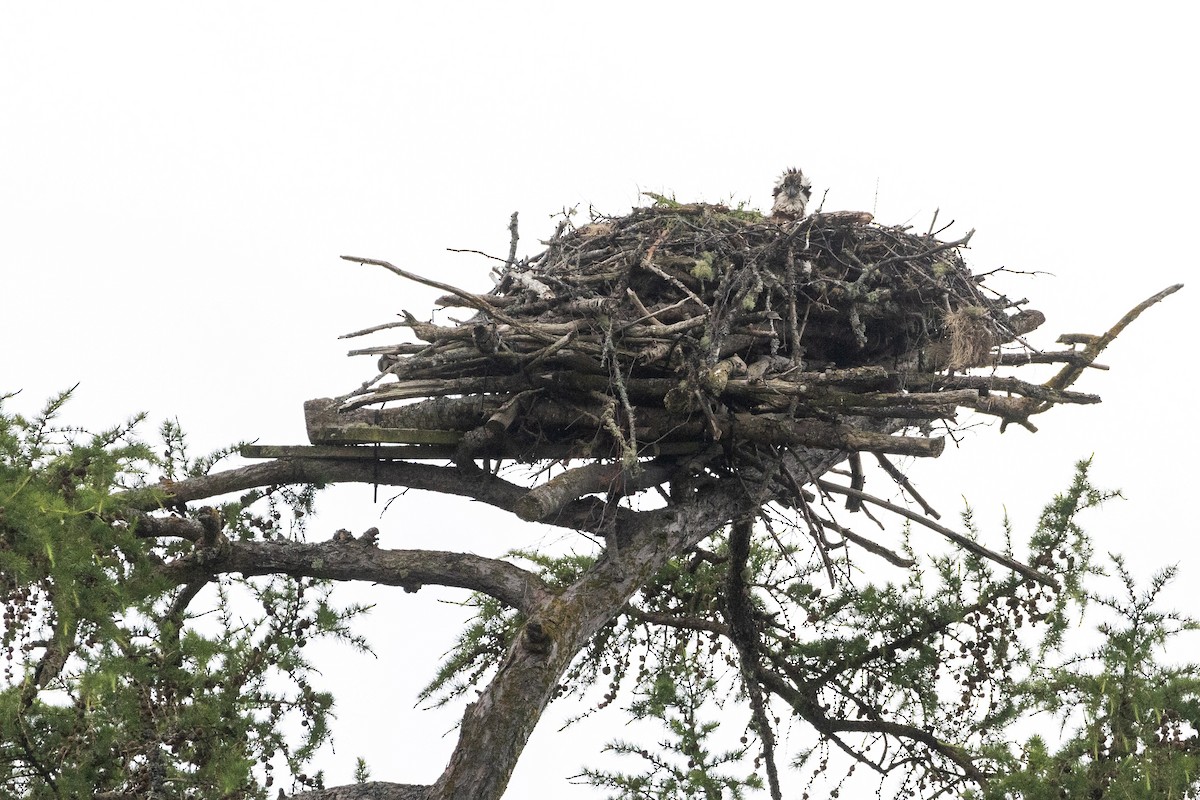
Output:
[
  {"xmin": 423, "ymin": 443, "xmax": 854, "ymax": 800},
  {"xmin": 129, "ymin": 442, "xmax": 866, "ymax": 800}
]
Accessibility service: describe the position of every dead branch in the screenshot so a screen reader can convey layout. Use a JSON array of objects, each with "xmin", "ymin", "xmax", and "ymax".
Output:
[{"xmin": 816, "ymin": 479, "xmax": 1054, "ymax": 587}]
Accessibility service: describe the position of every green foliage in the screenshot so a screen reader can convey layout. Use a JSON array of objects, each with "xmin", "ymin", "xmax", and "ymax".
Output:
[
  {"xmin": 420, "ymin": 549, "xmax": 596, "ymax": 708},
  {"xmin": 559, "ymin": 461, "xmax": 1128, "ymax": 798},
  {"xmin": 578, "ymin": 654, "xmax": 764, "ymax": 799},
  {"xmin": 971, "ymin": 558, "xmax": 1200, "ymax": 800},
  {"xmin": 419, "ymin": 588, "xmax": 523, "ymax": 710},
  {"xmin": 692, "ymin": 252, "xmax": 716, "ymax": 281},
  {"xmin": 643, "ymin": 192, "xmax": 682, "ymax": 209},
  {"xmin": 5, "ymin": 387, "xmax": 1193, "ymax": 800},
  {"xmin": 0, "ymin": 390, "xmax": 366, "ymax": 798}
]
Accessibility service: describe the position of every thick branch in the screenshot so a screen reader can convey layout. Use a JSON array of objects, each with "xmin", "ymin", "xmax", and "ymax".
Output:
[
  {"xmin": 514, "ymin": 459, "xmax": 675, "ymax": 521},
  {"xmin": 121, "ymin": 457, "xmax": 617, "ymax": 533},
  {"xmin": 424, "ymin": 443, "xmax": 857, "ymax": 800},
  {"xmin": 623, "ymin": 606, "xmax": 730, "ymax": 636},
  {"xmin": 1040, "ymin": 284, "xmax": 1183, "ymax": 402},
  {"xmin": 725, "ymin": 516, "xmax": 782, "ymax": 800},
  {"xmin": 729, "ymin": 413, "xmax": 943, "ymax": 457},
  {"xmin": 755, "ymin": 667, "xmax": 986, "ymax": 784},
  {"xmin": 286, "ymin": 783, "xmax": 428, "ymax": 800},
  {"xmin": 158, "ymin": 540, "xmax": 552, "ymax": 615},
  {"xmin": 306, "ymin": 393, "xmax": 942, "ymax": 459}
]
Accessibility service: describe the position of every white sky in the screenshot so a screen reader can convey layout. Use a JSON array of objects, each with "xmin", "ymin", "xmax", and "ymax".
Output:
[{"xmin": 2, "ymin": 3, "xmax": 1197, "ymax": 796}]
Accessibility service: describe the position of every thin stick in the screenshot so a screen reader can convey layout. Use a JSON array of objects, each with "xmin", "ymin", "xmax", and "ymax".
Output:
[
  {"xmin": 1041, "ymin": 284, "xmax": 1183, "ymax": 400},
  {"xmin": 624, "ymin": 288, "xmax": 665, "ymax": 326},
  {"xmin": 814, "ymin": 513, "xmax": 915, "ymax": 568},
  {"xmin": 339, "ymin": 319, "xmax": 413, "ymax": 339},
  {"xmin": 873, "ymin": 453, "xmax": 941, "ymax": 520},
  {"xmin": 816, "ymin": 479, "xmax": 1055, "ymax": 588},
  {"xmin": 845, "ymin": 453, "xmax": 864, "ymax": 512},
  {"xmin": 637, "ymin": 230, "xmax": 709, "ymax": 312},
  {"xmin": 445, "ymin": 247, "xmax": 506, "ymax": 263},
  {"xmin": 505, "ymin": 211, "xmax": 520, "ymax": 271},
  {"xmin": 341, "ymin": 256, "xmax": 558, "ymax": 345}
]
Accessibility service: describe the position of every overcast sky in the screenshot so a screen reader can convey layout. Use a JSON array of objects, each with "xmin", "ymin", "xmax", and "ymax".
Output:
[{"xmin": 2, "ymin": 3, "xmax": 1197, "ymax": 796}]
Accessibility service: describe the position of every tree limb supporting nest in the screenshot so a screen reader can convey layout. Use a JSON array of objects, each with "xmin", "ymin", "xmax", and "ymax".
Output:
[
  {"xmin": 264, "ymin": 204, "xmax": 1175, "ymax": 576},
  {"xmin": 177, "ymin": 199, "xmax": 1178, "ymax": 800}
]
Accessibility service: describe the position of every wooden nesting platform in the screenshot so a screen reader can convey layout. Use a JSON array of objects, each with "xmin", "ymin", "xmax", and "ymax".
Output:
[{"xmin": 239, "ymin": 198, "xmax": 1178, "ymax": 524}]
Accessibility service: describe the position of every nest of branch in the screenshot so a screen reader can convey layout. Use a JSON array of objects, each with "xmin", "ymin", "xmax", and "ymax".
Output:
[
  {"xmin": 370, "ymin": 205, "xmax": 1025, "ymax": 379},
  {"xmin": 308, "ymin": 198, "xmax": 1128, "ymax": 522}
]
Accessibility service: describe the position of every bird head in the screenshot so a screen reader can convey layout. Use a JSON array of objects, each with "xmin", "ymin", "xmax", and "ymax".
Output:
[{"xmin": 771, "ymin": 167, "xmax": 812, "ymax": 220}]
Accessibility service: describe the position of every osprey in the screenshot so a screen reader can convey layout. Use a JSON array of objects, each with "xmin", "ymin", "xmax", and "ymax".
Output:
[{"xmin": 771, "ymin": 167, "xmax": 812, "ymax": 220}]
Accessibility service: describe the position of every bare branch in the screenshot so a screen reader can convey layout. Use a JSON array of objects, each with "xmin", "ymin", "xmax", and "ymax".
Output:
[
  {"xmin": 158, "ymin": 539, "xmax": 552, "ymax": 615},
  {"xmin": 816, "ymin": 479, "xmax": 1055, "ymax": 588},
  {"xmin": 120, "ymin": 457, "xmax": 622, "ymax": 534},
  {"xmin": 285, "ymin": 783, "xmax": 428, "ymax": 800},
  {"xmin": 725, "ymin": 516, "xmax": 782, "ymax": 800},
  {"xmin": 1040, "ymin": 283, "xmax": 1183, "ymax": 402},
  {"xmin": 755, "ymin": 667, "xmax": 986, "ymax": 784},
  {"xmin": 515, "ymin": 459, "xmax": 674, "ymax": 521},
  {"xmin": 873, "ymin": 452, "xmax": 941, "ymax": 520},
  {"xmin": 623, "ymin": 606, "xmax": 730, "ymax": 636}
]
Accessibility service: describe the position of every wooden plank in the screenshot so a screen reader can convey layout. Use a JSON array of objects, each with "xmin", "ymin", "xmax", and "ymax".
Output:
[
  {"xmin": 241, "ymin": 444, "xmax": 458, "ymax": 460},
  {"xmin": 308, "ymin": 425, "xmax": 463, "ymax": 445},
  {"xmin": 240, "ymin": 441, "xmax": 707, "ymax": 462}
]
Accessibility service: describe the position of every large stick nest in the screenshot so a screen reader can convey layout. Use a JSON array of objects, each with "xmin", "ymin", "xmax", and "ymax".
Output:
[{"xmin": 308, "ymin": 197, "xmax": 1126, "ymax": 522}]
